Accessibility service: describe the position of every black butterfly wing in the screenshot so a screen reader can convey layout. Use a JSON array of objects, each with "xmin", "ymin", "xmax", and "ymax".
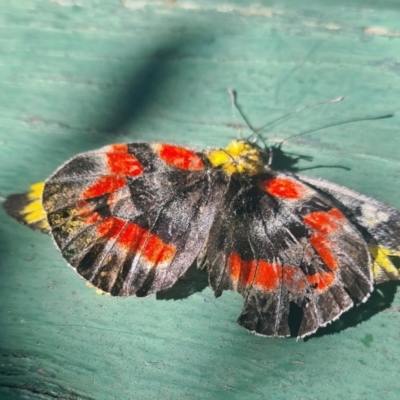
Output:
[
  {"xmin": 297, "ymin": 174, "xmax": 400, "ymax": 284},
  {"xmin": 42, "ymin": 142, "xmax": 228, "ymax": 296},
  {"xmin": 200, "ymin": 173, "xmax": 374, "ymax": 338}
]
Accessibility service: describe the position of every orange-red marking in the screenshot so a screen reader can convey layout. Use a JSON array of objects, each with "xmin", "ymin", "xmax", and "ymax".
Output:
[
  {"xmin": 228, "ymin": 253, "xmax": 335, "ymax": 293},
  {"xmin": 309, "ymin": 233, "xmax": 338, "ymax": 271},
  {"xmin": 75, "ymin": 200, "xmax": 102, "ymax": 224},
  {"xmin": 254, "ymin": 260, "xmax": 282, "ymax": 290},
  {"xmin": 83, "ymin": 212, "xmax": 102, "ymax": 224},
  {"xmin": 307, "ymin": 271, "xmax": 335, "ymax": 291},
  {"xmin": 139, "ymin": 232, "xmax": 175, "ymax": 264},
  {"xmin": 158, "ymin": 144, "xmax": 204, "ymax": 171},
  {"xmin": 83, "ymin": 176, "xmax": 126, "ymax": 199},
  {"xmin": 262, "ymin": 177, "xmax": 306, "ymax": 200},
  {"xmin": 228, "ymin": 252, "xmax": 282, "ymax": 291},
  {"xmin": 107, "ymin": 192, "xmax": 119, "ymax": 213},
  {"xmin": 228, "ymin": 252, "xmax": 243, "ymax": 281},
  {"xmin": 110, "ymin": 144, "xmax": 128, "ymax": 153},
  {"xmin": 303, "ymin": 208, "xmax": 345, "ymax": 270},
  {"xmin": 106, "ymin": 152, "xmax": 143, "ymax": 177},
  {"xmin": 96, "ymin": 216, "xmax": 126, "ymax": 239},
  {"xmin": 328, "ymin": 208, "xmax": 345, "ymax": 220},
  {"xmin": 303, "ymin": 208, "xmax": 345, "ymax": 235},
  {"xmin": 96, "ymin": 217, "xmax": 176, "ymax": 265}
]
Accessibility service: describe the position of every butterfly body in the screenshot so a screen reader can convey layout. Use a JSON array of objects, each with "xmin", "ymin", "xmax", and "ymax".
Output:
[{"xmin": 4, "ymin": 139, "xmax": 400, "ymax": 338}]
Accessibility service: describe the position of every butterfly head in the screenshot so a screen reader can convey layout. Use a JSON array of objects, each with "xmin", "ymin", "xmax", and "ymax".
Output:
[{"xmin": 206, "ymin": 139, "xmax": 269, "ymax": 176}]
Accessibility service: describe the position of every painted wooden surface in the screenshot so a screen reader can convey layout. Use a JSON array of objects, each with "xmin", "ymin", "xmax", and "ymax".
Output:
[{"xmin": 1, "ymin": 1, "xmax": 400, "ymax": 399}]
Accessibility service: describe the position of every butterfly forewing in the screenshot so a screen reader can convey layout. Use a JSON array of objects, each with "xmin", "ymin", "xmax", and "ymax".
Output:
[{"xmin": 42, "ymin": 142, "xmax": 228, "ymax": 296}]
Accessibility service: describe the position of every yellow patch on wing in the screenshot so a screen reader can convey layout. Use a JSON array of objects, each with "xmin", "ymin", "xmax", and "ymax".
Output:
[
  {"xmin": 21, "ymin": 182, "xmax": 49, "ymax": 230},
  {"xmin": 369, "ymin": 245, "xmax": 400, "ymax": 278},
  {"xmin": 207, "ymin": 140, "xmax": 266, "ymax": 176},
  {"xmin": 48, "ymin": 206, "xmax": 85, "ymax": 235}
]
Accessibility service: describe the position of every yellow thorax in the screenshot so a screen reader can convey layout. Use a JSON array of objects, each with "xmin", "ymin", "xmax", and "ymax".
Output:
[{"xmin": 207, "ymin": 140, "xmax": 266, "ymax": 176}]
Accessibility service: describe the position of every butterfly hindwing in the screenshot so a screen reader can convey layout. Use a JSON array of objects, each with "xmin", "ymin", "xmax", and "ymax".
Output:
[
  {"xmin": 298, "ymin": 175, "xmax": 400, "ymax": 284},
  {"xmin": 200, "ymin": 173, "xmax": 374, "ymax": 338},
  {"xmin": 42, "ymin": 142, "xmax": 228, "ymax": 296}
]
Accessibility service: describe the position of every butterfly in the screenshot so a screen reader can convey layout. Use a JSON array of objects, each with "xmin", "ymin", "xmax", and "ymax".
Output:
[{"xmin": 4, "ymin": 96, "xmax": 400, "ymax": 339}]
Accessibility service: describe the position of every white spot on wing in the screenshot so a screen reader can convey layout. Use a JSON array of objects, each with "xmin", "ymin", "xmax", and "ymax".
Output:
[{"xmin": 360, "ymin": 204, "xmax": 389, "ymax": 227}]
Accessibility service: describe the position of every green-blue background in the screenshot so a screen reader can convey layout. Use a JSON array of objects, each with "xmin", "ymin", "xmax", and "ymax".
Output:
[{"xmin": 1, "ymin": 1, "xmax": 400, "ymax": 399}]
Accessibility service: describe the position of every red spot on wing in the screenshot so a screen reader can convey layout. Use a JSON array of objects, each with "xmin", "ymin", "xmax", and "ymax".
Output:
[
  {"xmin": 107, "ymin": 192, "xmax": 118, "ymax": 212},
  {"xmin": 141, "ymin": 234, "xmax": 176, "ymax": 264},
  {"xmin": 97, "ymin": 217, "xmax": 176, "ymax": 265},
  {"xmin": 303, "ymin": 208, "xmax": 345, "ymax": 235},
  {"xmin": 228, "ymin": 252, "xmax": 282, "ymax": 291},
  {"xmin": 303, "ymin": 208, "xmax": 345, "ymax": 270},
  {"xmin": 118, "ymin": 222, "xmax": 176, "ymax": 264},
  {"xmin": 307, "ymin": 272, "xmax": 335, "ymax": 291},
  {"xmin": 110, "ymin": 144, "xmax": 128, "ymax": 153},
  {"xmin": 254, "ymin": 260, "xmax": 282, "ymax": 290},
  {"xmin": 83, "ymin": 145, "xmax": 141, "ymax": 200},
  {"xmin": 228, "ymin": 253, "xmax": 258, "ymax": 287},
  {"xmin": 158, "ymin": 144, "xmax": 204, "ymax": 171},
  {"xmin": 97, "ymin": 217, "xmax": 126, "ymax": 239},
  {"xmin": 262, "ymin": 177, "xmax": 306, "ymax": 200},
  {"xmin": 229, "ymin": 254, "xmax": 315, "ymax": 294},
  {"xmin": 83, "ymin": 213, "xmax": 102, "ymax": 224},
  {"xmin": 75, "ymin": 200, "xmax": 102, "ymax": 224},
  {"xmin": 328, "ymin": 208, "xmax": 345, "ymax": 220},
  {"xmin": 228, "ymin": 252, "xmax": 242, "ymax": 281},
  {"xmin": 309, "ymin": 233, "xmax": 338, "ymax": 271},
  {"xmin": 83, "ymin": 176, "xmax": 126, "ymax": 199},
  {"xmin": 106, "ymin": 153, "xmax": 143, "ymax": 177},
  {"xmin": 116, "ymin": 221, "xmax": 142, "ymax": 249}
]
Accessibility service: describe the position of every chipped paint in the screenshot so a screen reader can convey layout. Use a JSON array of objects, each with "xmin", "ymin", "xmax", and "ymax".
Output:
[
  {"xmin": 364, "ymin": 26, "xmax": 400, "ymax": 37},
  {"xmin": 302, "ymin": 21, "xmax": 341, "ymax": 30},
  {"xmin": 122, "ymin": 1, "xmax": 275, "ymax": 17}
]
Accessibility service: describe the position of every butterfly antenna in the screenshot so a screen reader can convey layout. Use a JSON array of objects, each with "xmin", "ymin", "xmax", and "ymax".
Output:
[
  {"xmin": 278, "ymin": 112, "xmax": 393, "ymax": 146},
  {"xmin": 229, "ymin": 89, "xmax": 241, "ymax": 138},
  {"xmin": 228, "ymin": 89, "xmax": 344, "ymax": 144},
  {"xmin": 229, "ymin": 89, "xmax": 258, "ymax": 137},
  {"xmin": 253, "ymin": 96, "xmax": 344, "ymax": 134}
]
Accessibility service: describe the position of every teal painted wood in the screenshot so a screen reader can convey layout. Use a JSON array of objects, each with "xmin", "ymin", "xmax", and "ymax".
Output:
[{"xmin": 1, "ymin": 1, "xmax": 400, "ymax": 399}]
